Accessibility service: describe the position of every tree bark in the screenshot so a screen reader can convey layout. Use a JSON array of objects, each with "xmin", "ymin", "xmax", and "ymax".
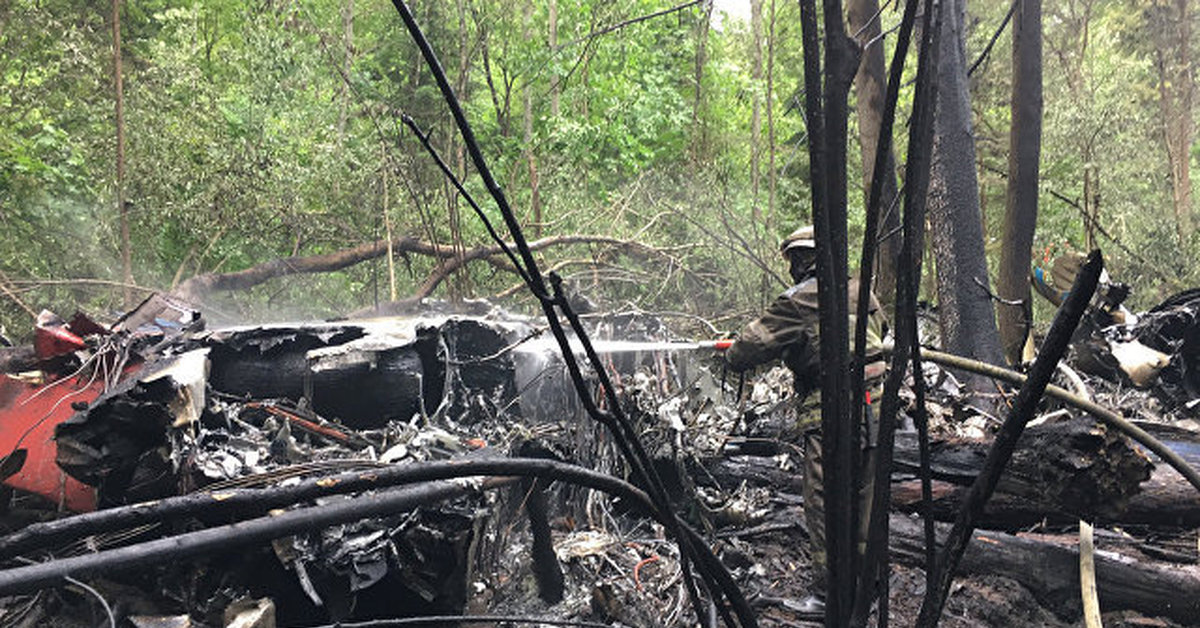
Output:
[
  {"xmin": 927, "ymin": 0, "xmax": 1005, "ymax": 376},
  {"xmin": 997, "ymin": 0, "xmax": 1044, "ymax": 365},
  {"xmin": 848, "ymin": 0, "xmax": 901, "ymax": 316},
  {"xmin": 750, "ymin": 0, "xmax": 763, "ymax": 207},
  {"xmin": 889, "ymin": 513, "xmax": 1200, "ymax": 625},
  {"xmin": 1152, "ymin": 0, "xmax": 1196, "ymax": 242},
  {"xmin": 691, "ymin": 1, "xmax": 712, "ymax": 161},
  {"xmin": 111, "ymin": 0, "xmax": 132, "ymax": 308},
  {"xmin": 766, "ymin": 0, "xmax": 777, "ymax": 225}
]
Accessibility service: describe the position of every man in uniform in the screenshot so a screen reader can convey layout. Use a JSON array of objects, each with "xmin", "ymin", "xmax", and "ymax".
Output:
[{"xmin": 725, "ymin": 225, "xmax": 888, "ymax": 610}]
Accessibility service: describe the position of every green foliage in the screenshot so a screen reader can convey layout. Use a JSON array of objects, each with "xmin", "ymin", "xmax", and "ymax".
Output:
[{"xmin": 1, "ymin": 0, "xmax": 1195, "ymax": 339}]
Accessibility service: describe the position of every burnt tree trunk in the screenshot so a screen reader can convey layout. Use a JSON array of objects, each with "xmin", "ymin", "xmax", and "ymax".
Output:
[
  {"xmin": 997, "ymin": 0, "xmax": 1043, "ymax": 365},
  {"xmin": 892, "ymin": 455, "xmax": 1200, "ymax": 530},
  {"xmin": 799, "ymin": 0, "xmax": 862, "ymax": 620},
  {"xmin": 927, "ymin": 0, "xmax": 1005, "ymax": 379},
  {"xmin": 705, "ymin": 418, "xmax": 1152, "ymax": 528},
  {"xmin": 889, "ymin": 513, "xmax": 1200, "ymax": 624}
]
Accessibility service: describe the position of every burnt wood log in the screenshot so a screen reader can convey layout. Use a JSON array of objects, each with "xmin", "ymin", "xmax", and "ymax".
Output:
[
  {"xmin": 700, "ymin": 418, "xmax": 1153, "ymax": 527},
  {"xmin": 893, "ymin": 457, "xmax": 1200, "ymax": 529},
  {"xmin": 889, "ymin": 512, "xmax": 1200, "ymax": 624},
  {"xmin": 891, "ymin": 420, "xmax": 1200, "ymax": 528},
  {"xmin": 889, "ymin": 418, "xmax": 1152, "ymax": 527}
]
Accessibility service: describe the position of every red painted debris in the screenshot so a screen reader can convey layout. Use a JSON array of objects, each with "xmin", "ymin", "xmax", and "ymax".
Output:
[
  {"xmin": 33, "ymin": 325, "xmax": 87, "ymax": 360},
  {"xmin": 0, "ymin": 375, "xmax": 100, "ymax": 512}
]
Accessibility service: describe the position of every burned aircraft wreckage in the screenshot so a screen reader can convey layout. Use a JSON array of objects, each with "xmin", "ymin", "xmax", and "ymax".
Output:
[
  {"xmin": 0, "ymin": 296, "xmax": 745, "ymax": 626},
  {"xmin": 0, "ymin": 287, "xmax": 1199, "ymax": 626}
]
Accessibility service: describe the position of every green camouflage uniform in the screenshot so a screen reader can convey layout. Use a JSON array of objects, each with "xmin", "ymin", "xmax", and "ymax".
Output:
[{"xmin": 726, "ymin": 277, "xmax": 887, "ymax": 591}]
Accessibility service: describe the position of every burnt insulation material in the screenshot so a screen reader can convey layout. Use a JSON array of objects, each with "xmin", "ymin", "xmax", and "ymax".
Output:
[{"xmin": 204, "ymin": 327, "xmax": 429, "ymax": 429}]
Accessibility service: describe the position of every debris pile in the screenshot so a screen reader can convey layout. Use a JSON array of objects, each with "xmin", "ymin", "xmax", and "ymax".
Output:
[{"xmin": 0, "ymin": 295, "xmax": 1198, "ymax": 626}]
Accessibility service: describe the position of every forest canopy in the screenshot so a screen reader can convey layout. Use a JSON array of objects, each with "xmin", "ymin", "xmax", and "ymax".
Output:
[{"xmin": 1, "ymin": 0, "xmax": 1196, "ymax": 340}]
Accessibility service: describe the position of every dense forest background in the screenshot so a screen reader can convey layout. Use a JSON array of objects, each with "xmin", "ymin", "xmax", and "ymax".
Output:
[{"xmin": 1, "ymin": 0, "xmax": 1196, "ymax": 344}]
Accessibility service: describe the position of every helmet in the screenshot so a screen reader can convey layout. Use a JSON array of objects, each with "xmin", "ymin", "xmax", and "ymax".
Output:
[{"xmin": 780, "ymin": 225, "xmax": 817, "ymax": 254}]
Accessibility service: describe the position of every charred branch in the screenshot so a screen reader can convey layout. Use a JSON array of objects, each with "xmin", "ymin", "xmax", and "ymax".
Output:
[
  {"xmin": 388, "ymin": 4, "xmax": 752, "ymax": 625},
  {"xmin": 890, "ymin": 513, "xmax": 1200, "ymax": 625},
  {"xmin": 0, "ymin": 478, "xmax": 488, "ymax": 597},
  {"xmin": 851, "ymin": 0, "xmax": 926, "ymax": 622},
  {"xmin": 917, "ymin": 249, "xmax": 1103, "ymax": 626}
]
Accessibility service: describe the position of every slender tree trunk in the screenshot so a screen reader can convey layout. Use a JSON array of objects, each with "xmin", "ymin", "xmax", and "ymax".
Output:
[
  {"xmin": 382, "ymin": 146, "xmax": 396, "ymax": 301},
  {"xmin": 448, "ymin": 0, "xmax": 472, "ymax": 300},
  {"xmin": 333, "ymin": 0, "xmax": 354, "ymax": 201},
  {"xmin": 766, "ymin": 0, "xmax": 777, "ymax": 226},
  {"xmin": 750, "ymin": 0, "xmax": 763, "ymax": 208},
  {"xmin": 691, "ymin": 1, "xmax": 713, "ymax": 161},
  {"xmin": 112, "ymin": 0, "xmax": 132, "ymax": 308},
  {"xmin": 997, "ymin": 0, "xmax": 1043, "ymax": 365},
  {"xmin": 927, "ymin": 0, "xmax": 1005, "ymax": 373},
  {"xmin": 523, "ymin": 1, "xmax": 541, "ymax": 238},
  {"xmin": 800, "ymin": 0, "xmax": 861, "ymax": 621},
  {"xmin": 549, "ymin": 0, "xmax": 559, "ymax": 118},
  {"xmin": 848, "ymin": 0, "xmax": 901, "ymax": 315},
  {"xmin": 1083, "ymin": 162, "xmax": 1099, "ymax": 250},
  {"xmin": 1153, "ymin": 0, "xmax": 1195, "ymax": 242},
  {"xmin": 337, "ymin": 0, "xmax": 354, "ymax": 139}
]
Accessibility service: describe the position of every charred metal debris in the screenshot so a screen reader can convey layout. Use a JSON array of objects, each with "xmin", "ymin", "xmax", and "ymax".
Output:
[
  {"xmin": 0, "ymin": 299, "xmax": 763, "ymax": 627},
  {"xmin": 3, "ymin": 288, "xmax": 1200, "ymax": 626}
]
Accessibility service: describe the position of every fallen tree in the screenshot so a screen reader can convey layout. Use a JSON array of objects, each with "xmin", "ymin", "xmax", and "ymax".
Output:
[
  {"xmin": 703, "ymin": 418, "xmax": 1153, "ymax": 528},
  {"xmin": 889, "ymin": 512, "xmax": 1200, "ymax": 624},
  {"xmin": 890, "ymin": 421, "xmax": 1200, "ymax": 529},
  {"xmin": 168, "ymin": 234, "xmax": 694, "ymax": 311}
]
